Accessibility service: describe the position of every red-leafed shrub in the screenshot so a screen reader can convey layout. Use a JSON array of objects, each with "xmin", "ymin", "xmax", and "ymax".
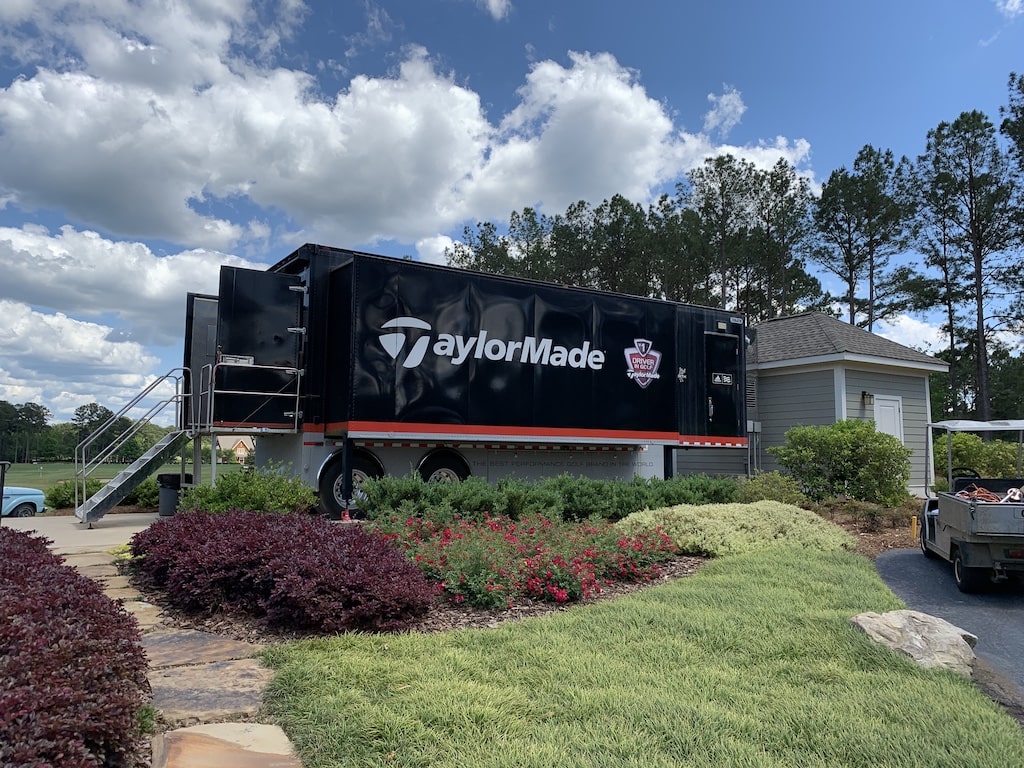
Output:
[
  {"xmin": 129, "ymin": 510, "xmax": 435, "ymax": 632},
  {"xmin": 0, "ymin": 527, "xmax": 150, "ymax": 768}
]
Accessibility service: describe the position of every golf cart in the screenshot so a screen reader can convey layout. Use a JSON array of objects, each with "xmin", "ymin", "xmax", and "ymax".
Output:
[{"xmin": 919, "ymin": 420, "xmax": 1024, "ymax": 592}]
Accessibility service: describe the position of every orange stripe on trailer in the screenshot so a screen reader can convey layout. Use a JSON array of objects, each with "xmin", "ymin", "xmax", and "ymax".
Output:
[
  {"xmin": 678, "ymin": 435, "xmax": 748, "ymax": 447},
  {"xmin": 327, "ymin": 420, "xmax": 679, "ymax": 443}
]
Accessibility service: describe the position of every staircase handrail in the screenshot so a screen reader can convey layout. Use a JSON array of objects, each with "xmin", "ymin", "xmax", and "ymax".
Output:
[{"xmin": 74, "ymin": 369, "xmax": 191, "ymax": 509}]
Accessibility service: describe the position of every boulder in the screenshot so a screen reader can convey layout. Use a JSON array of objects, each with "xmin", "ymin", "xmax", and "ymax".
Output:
[{"xmin": 851, "ymin": 609, "xmax": 977, "ymax": 676}]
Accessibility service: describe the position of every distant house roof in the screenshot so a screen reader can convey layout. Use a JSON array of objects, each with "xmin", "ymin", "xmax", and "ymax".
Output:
[
  {"xmin": 215, "ymin": 435, "xmax": 254, "ymax": 451},
  {"xmin": 750, "ymin": 313, "xmax": 947, "ymax": 372}
]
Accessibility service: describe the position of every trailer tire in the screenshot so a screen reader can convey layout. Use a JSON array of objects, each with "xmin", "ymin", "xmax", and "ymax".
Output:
[
  {"xmin": 418, "ymin": 450, "xmax": 470, "ymax": 483},
  {"xmin": 952, "ymin": 549, "xmax": 988, "ymax": 593},
  {"xmin": 319, "ymin": 452, "xmax": 384, "ymax": 518}
]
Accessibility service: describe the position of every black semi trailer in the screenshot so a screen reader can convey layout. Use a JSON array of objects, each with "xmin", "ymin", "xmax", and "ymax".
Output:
[{"xmin": 185, "ymin": 244, "xmax": 747, "ymax": 515}]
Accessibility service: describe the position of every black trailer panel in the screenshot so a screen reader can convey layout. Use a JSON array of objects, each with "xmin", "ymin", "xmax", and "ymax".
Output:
[
  {"xmin": 325, "ymin": 255, "xmax": 681, "ymax": 441},
  {"xmin": 199, "ymin": 245, "xmax": 746, "ymax": 447},
  {"xmin": 213, "ymin": 267, "xmax": 304, "ymax": 428}
]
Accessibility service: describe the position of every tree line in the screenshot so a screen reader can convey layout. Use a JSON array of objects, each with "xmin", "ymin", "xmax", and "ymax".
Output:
[
  {"xmin": 0, "ymin": 400, "xmax": 242, "ymax": 465},
  {"xmin": 448, "ymin": 73, "xmax": 1024, "ymax": 422},
  {"xmin": 0, "ymin": 402, "xmax": 166, "ymax": 464}
]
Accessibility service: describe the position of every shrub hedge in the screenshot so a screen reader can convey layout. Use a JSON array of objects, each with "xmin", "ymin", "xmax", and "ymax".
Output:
[
  {"xmin": 0, "ymin": 528, "xmax": 150, "ymax": 768},
  {"xmin": 376, "ymin": 514, "xmax": 678, "ymax": 609},
  {"xmin": 178, "ymin": 464, "xmax": 317, "ymax": 515},
  {"xmin": 129, "ymin": 510, "xmax": 435, "ymax": 632},
  {"xmin": 360, "ymin": 472, "xmax": 739, "ymax": 523}
]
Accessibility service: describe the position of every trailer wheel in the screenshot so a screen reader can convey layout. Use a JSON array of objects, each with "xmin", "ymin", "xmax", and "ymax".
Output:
[
  {"xmin": 319, "ymin": 452, "xmax": 383, "ymax": 518},
  {"xmin": 418, "ymin": 450, "xmax": 470, "ymax": 483},
  {"xmin": 952, "ymin": 549, "xmax": 988, "ymax": 593}
]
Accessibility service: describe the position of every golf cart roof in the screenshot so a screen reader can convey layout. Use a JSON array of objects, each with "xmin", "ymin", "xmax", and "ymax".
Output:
[{"xmin": 928, "ymin": 420, "xmax": 1024, "ymax": 433}]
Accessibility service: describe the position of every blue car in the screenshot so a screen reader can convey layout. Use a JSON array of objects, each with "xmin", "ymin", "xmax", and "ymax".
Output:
[{"xmin": 2, "ymin": 486, "xmax": 46, "ymax": 517}]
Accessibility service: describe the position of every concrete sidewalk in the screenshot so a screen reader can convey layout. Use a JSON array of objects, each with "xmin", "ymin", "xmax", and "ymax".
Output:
[{"xmin": 2, "ymin": 511, "xmax": 159, "ymax": 554}]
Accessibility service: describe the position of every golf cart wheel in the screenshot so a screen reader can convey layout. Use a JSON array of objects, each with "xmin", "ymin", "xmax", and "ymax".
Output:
[
  {"xmin": 918, "ymin": 516, "xmax": 937, "ymax": 559},
  {"xmin": 952, "ymin": 549, "xmax": 987, "ymax": 594}
]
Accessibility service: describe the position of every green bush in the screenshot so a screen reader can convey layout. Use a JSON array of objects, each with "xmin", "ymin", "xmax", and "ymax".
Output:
[
  {"xmin": 769, "ymin": 420, "xmax": 911, "ymax": 505},
  {"xmin": 932, "ymin": 433, "xmax": 1023, "ymax": 489},
  {"xmin": 45, "ymin": 477, "xmax": 103, "ymax": 509},
  {"xmin": 178, "ymin": 464, "xmax": 316, "ymax": 514},
  {"xmin": 735, "ymin": 471, "xmax": 809, "ymax": 506},
  {"xmin": 616, "ymin": 501, "xmax": 856, "ymax": 557},
  {"xmin": 646, "ymin": 474, "xmax": 738, "ymax": 507},
  {"xmin": 123, "ymin": 477, "xmax": 159, "ymax": 508},
  {"xmin": 360, "ymin": 472, "xmax": 737, "ymax": 524}
]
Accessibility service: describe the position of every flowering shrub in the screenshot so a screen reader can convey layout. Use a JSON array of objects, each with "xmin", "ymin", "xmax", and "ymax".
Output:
[{"xmin": 376, "ymin": 514, "xmax": 678, "ymax": 609}]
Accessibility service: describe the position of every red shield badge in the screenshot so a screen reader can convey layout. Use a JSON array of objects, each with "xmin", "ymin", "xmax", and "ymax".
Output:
[{"xmin": 624, "ymin": 339, "xmax": 662, "ymax": 389}]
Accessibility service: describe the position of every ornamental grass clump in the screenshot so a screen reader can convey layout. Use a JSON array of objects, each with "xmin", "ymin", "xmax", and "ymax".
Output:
[
  {"xmin": 1, "ymin": 528, "xmax": 150, "ymax": 768},
  {"xmin": 376, "ymin": 514, "xmax": 678, "ymax": 609},
  {"xmin": 617, "ymin": 500, "xmax": 856, "ymax": 558},
  {"xmin": 129, "ymin": 510, "xmax": 435, "ymax": 632}
]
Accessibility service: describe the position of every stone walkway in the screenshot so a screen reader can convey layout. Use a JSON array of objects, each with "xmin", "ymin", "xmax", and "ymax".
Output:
[
  {"xmin": 7, "ymin": 513, "xmax": 304, "ymax": 768},
  {"xmin": 62, "ymin": 549, "xmax": 303, "ymax": 767}
]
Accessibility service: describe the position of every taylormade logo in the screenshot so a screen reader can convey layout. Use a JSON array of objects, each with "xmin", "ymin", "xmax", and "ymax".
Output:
[{"xmin": 379, "ymin": 316, "xmax": 606, "ymax": 370}]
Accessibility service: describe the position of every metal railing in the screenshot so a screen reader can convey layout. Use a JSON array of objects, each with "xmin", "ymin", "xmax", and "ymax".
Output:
[
  {"xmin": 74, "ymin": 369, "xmax": 191, "ymax": 511},
  {"xmin": 73, "ymin": 361, "xmax": 303, "ymax": 515},
  {"xmin": 199, "ymin": 360, "xmax": 304, "ymax": 432}
]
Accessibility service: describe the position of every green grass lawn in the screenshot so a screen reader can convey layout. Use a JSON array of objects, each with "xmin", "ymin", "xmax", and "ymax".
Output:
[
  {"xmin": 1, "ymin": 461, "xmax": 241, "ymax": 494},
  {"xmin": 262, "ymin": 547, "xmax": 1024, "ymax": 768}
]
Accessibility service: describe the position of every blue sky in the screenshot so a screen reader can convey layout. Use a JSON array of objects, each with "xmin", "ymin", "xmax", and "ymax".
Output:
[{"xmin": 0, "ymin": 0, "xmax": 1022, "ymax": 424}]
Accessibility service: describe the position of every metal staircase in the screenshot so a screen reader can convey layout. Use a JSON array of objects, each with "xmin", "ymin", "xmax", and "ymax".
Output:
[
  {"xmin": 75, "ymin": 369, "xmax": 194, "ymax": 526},
  {"xmin": 76, "ymin": 431, "xmax": 191, "ymax": 523},
  {"xmin": 74, "ymin": 361, "xmax": 303, "ymax": 525}
]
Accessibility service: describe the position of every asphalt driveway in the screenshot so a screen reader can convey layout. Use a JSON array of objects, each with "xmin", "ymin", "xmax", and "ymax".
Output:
[{"xmin": 875, "ymin": 548, "xmax": 1024, "ymax": 694}]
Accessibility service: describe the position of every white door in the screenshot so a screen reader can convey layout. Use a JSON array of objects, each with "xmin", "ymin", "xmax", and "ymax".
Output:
[{"xmin": 873, "ymin": 395, "xmax": 904, "ymax": 443}]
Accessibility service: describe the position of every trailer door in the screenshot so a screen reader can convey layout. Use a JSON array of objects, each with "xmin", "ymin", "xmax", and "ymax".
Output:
[
  {"xmin": 705, "ymin": 331, "xmax": 741, "ymax": 436},
  {"xmin": 213, "ymin": 267, "xmax": 305, "ymax": 428}
]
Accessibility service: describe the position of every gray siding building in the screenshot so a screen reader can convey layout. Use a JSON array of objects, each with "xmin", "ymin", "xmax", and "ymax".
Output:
[{"xmin": 747, "ymin": 313, "xmax": 948, "ymax": 496}]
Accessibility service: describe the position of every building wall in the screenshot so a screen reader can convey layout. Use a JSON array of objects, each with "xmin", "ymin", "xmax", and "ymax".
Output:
[
  {"xmin": 751, "ymin": 365, "xmax": 932, "ymax": 496},
  {"xmin": 755, "ymin": 368, "xmax": 837, "ymax": 472},
  {"xmin": 674, "ymin": 446, "xmax": 748, "ymax": 478},
  {"xmin": 844, "ymin": 369, "xmax": 930, "ymax": 496}
]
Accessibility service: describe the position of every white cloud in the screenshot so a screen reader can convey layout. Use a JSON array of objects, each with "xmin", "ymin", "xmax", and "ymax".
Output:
[
  {"xmin": 0, "ymin": 225, "xmax": 265, "ymax": 345},
  {"xmin": 0, "ymin": 43, "xmax": 492, "ymax": 249},
  {"xmin": 468, "ymin": 51, "xmax": 678, "ymax": 216},
  {"xmin": 0, "ymin": 225, "xmax": 272, "ymax": 421},
  {"xmin": 416, "ymin": 234, "xmax": 454, "ymax": 265},
  {"xmin": 0, "ymin": 299, "xmax": 163, "ymax": 421},
  {"xmin": 874, "ymin": 314, "xmax": 945, "ymax": 355},
  {"xmin": 703, "ymin": 85, "xmax": 746, "ymax": 138},
  {"xmin": 995, "ymin": 0, "xmax": 1022, "ymax": 18},
  {"xmin": 477, "ymin": 0, "xmax": 512, "ymax": 21}
]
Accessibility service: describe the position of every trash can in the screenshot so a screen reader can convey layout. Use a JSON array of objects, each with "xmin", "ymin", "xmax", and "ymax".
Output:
[{"xmin": 156, "ymin": 473, "xmax": 192, "ymax": 516}]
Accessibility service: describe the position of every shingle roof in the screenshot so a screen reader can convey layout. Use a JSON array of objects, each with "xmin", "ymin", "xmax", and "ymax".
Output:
[{"xmin": 750, "ymin": 312, "xmax": 946, "ymax": 369}]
